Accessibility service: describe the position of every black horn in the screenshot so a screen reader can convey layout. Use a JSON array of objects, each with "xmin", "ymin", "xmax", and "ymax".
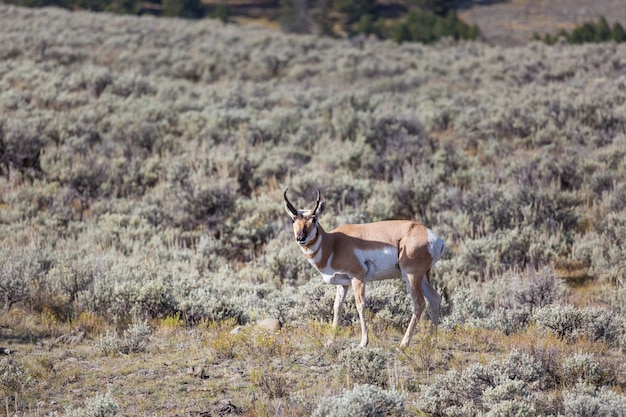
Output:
[
  {"xmin": 283, "ymin": 188, "xmax": 299, "ymax": 216},
  {"xmin": 312, "ymin": 189, "xmax": 322, "ymax": 215}
]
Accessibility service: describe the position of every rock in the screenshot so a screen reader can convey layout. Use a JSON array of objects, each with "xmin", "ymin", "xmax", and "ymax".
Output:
[
  {"xmin": 50, "ymin": 329, "xmax": 85, "ymax": 350},
  {"xmin": 188, "ymin": 365, "xmax": 208, "ymax": 379},
  {"xmin": 230, "ymin": 326, "xmax": 244, "ymax": 335},
  {"xmin": 256, "ymin": 318, "xmax": 281, "ymax": 333},
  {"xmin": 213, "ymin": 398, "xmax": 241, "ymax": 416}
]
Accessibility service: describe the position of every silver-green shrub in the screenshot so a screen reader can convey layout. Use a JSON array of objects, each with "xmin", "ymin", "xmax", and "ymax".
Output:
[
  {"xmin": 533, "ymin": 304, "xmax": 582, "ymax": 340},
  {"xmin": 534, "ymin": 305, "xmax": 625, "ymax": 347},
  {"xmin": 444, "ymin": 227, "xmax": 558, "ymax": 283},
  {"xmin": 76, "ymin": 255, "xmax": 177, "ymax": 321},
  {"xmin": 0, "ymin": 245, "xmax": 50, "ymax": 310},
  {"xmin": 312, "ymin": 384, "xmax": 404, "ymax": 417},
  {"xmin": 482, "ymin": 380, "xmax": 535, "ymax": 417},
  {"xmin": 499, "ymin": 349, "xmax": 549, "ymax": 389},
  {"xmin": 64, "ymin": 391, "xmax": 119, "ymax": 417},
  {"xmin": 572, "ymin": 213, "xmax": 626, "ymax": 287},
  {"xmin": 338, "ymin": 347, "xmax": 389, "ymax": 388},
  {"xmin": 98, "ymin": 321, "xmax": 151, "ymax": 355},
  {"xmin": 0, "ymin": 359, "xmax": 32, "ymax": 398},
  {"xmin": 506, "ymin": 267, "xmax": 567, "ymax": 310},
  {"xmin": 179, "ymin": 285, "xmax": 248, "ymax": 325},
  {"xmin": 365, "ymin": 281, "xmax": 415, "ymax": 329},
  {"xmin": 290, "ymin": 280, "xmax": 349, "ymax": 325},
  {"xmin": 561, "ymin": 353, "xmax": 611, "ymax": 387},
  {"xmin": 480, "ymin": 307, "xmax": 532, "ymax": 335},
  {"xmin": 441, "ymin": 287, "xmax": 489, "ymax": 328},
  {"xmin": 563, "ymin": 382, "xmax": 626, "ymax": 417},
  {"xmin": 417, "ymin": 350, "xmax": 551, "ymax": 416}
]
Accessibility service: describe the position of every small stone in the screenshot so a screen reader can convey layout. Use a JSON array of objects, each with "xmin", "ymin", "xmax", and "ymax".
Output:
[
  {"xmin": 256, "ymin": 318, "xmax": 281, "ymax": 332},
  {"xmin": 188, "ymin": 365, "xmax": 208, "ymax": 379},
  {"xmin": 213, "ymin": 398, "xmax": 241, "ymax": 415},
  {"xmin": 230, "ymin": 326, "xmax": 244, "ymax": 335}
]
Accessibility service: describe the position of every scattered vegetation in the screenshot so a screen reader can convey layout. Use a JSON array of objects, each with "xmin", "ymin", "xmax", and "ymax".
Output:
[
  {"xmin": 64, "ymin": 392, "xmax": 119, "ymax": 417},
  {"xmin": 0, "ymin": 4, "xmax": 625, "ymax": 416},
  {"xmin": 533, "ymin": 16, "xmax": 626, "ymax": 45},
  {"xmin": 0, "ymin": 0, "xmax": 480, "ymax": 44},
  {"xmin": 390, "ymin": 8, "xmax": 480, "ymax": 44},
  {"xmin": 98, "ymin": 321, "xmax": 152, "ymax": 355}
]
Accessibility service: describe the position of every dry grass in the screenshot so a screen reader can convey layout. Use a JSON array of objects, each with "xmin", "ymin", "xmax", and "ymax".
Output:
[{"xmin": 2, "ymin": 308, "xmax": 623, "ymax": 416}]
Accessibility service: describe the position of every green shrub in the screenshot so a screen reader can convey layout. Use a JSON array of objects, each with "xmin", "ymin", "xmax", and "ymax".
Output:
[
  {"xmin": 500, "ymin": 349, "xmax": 550, "ymax": 390},
  {"xmin": 446, "ymin": 228, "xmax": 557, "ymax": 282},
  {"xmin": 167, "ymin": 164, "xmax": 238, "ymax": 233},
  {"xmin": 393, "ymin": 9, "xmax": 479, "ymax": 44},
  {"xmin": 76, "ymin": 255, "xmax": 177, "ymax": 320},
  {"xmin": 441, "ymin": 268, "xmax": 564, "ymax": 333}
]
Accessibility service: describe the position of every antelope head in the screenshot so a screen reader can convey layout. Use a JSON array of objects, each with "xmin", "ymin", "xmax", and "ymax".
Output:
[{"xmin": 283, "ymin": 188, "xmax": 325, "ymax": 246}]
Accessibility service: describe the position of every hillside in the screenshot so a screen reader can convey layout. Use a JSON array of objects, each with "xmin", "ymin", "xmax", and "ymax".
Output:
[
  {"xmin": 459, "ymin": 0, "xmax": 626, "ymax": 46},
  {"xmin": 0, "ymin": 4, "xmax": 625, "ymax": 416},
  {"xmin": 215, "ymin": 0, "xmax": 626, "ymax": 46}
]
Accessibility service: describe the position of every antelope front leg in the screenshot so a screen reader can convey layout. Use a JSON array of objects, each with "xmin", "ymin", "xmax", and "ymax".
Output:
[
  {"xmin": 333, "ymin": 285, "xmax": 349, "ymax": 327},
  {"xmin": 352, "ymin": 278, "xmax": 368, "ymax": 347}
]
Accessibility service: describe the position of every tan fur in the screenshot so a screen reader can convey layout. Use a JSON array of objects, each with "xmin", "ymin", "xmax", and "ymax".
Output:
[{"xmin": 326, "ymin": 221, "xmax": 432, "ymax": 276}]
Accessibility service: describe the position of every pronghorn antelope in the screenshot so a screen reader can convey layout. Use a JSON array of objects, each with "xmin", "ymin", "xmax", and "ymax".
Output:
[{"xmin": 284, "ymin": 189, "xmax": 445, "ymax": 347}]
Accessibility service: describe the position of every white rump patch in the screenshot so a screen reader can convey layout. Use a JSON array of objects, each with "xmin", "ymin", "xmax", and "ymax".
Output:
[{"xmin": 427, "ymin": 229, "xmax": 445, "ymax": 267}]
